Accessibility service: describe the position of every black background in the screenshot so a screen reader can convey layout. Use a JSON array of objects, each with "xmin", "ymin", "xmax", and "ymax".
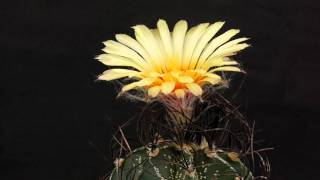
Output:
[{"xmin": 1, "ymin": 0, "xmax": 320, "ymax": 179}]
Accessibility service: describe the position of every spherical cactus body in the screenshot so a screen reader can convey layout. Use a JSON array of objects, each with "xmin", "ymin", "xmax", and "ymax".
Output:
[{"xmin": 110, "ymin": 142, "xmax": 253, "ymax": 180}]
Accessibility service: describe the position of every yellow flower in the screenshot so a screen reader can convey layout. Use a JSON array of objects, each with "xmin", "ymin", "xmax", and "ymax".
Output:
[{"xmin": 96, "ymin": 19, "xmax": 249, "ymax": 98}]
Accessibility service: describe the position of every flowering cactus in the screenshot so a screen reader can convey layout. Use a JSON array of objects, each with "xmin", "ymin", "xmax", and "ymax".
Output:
[{"xmin": 96, "ymin": 19, "xmax": 268, "ymax": 180}]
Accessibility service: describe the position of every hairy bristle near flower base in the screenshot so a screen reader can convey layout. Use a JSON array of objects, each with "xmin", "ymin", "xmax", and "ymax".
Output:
[{"xmin": 107, "ymin": 93, "xmax": 271, "ymax": 179}]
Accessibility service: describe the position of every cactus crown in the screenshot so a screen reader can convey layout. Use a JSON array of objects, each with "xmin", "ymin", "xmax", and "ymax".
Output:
[{"xmin": 110, "ymin": 141, "xmax": 253, "ymax": 180}]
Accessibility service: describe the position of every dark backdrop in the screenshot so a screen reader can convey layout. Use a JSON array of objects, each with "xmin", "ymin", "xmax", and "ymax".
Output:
[{"xmin": 1, "ymin": 0, "xmax": 320, "ymax": 179}]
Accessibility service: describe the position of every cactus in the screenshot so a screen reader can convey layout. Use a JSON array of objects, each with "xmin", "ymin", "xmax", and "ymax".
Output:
[
  {"xmin": 109, "ymin": 141, "xmax": 253, "ymax": 180},
  {"xmin": 95, "ymin": 19, "xmax": 270, "ymax": 179}
]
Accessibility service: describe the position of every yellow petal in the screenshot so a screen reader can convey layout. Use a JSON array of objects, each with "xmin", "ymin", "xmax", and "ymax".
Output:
[
  {"xmin": 189, "ymin": 22, "xmax": 225, "ymax": 69},
  {"xmin": 201, "ymin": 29, "xmax": 240, "ymax": 59},
  {"xmin": 98, "ymin": 69, "xmax": 141, "ymax": 81},
  {"xmin": 162, "ymin": 73, "xmax": 174, "ymax": 82},
  {"xmin": 203, "ymin": 57, "xmax": 239, "ymax": 70},
  {"xmin": 133, "ymin": 25, "xmax": 165, "ymax": 72},
  {"xmin": 213, "ymin": 37, "xmax": 249, "ymax": 52},
  {"xmin": 148, "ymin": 86, "xmax": 161, "ymax": 97},
  {"xmin": 198, "ymin": 29, "xmax": 240, "ymax": 69},
  {"xmin": 151, "ymin": 29, "xmax": 168, "ymax": 71},
  {"xmin": 102, "ymin": 40, "xmax": 141, "ymax": 60},
  {"xmin": 205, "ymin": 73, "xmax": 222, "ymax": 79},
  {"xmin": 201, "ymin": 57, "xmax": 224, "ymax": 70},
  {"xmin": 218, "ymin": 57, "xmax": 239, "ymax": 66},
  {"xmin": 161, "ymin": 81, "xmax": 175, "ymax": 94},
  {"xmin": 170, "ymin": 70, "xmax": 180, "ymax": 78},
  {"xmin": 209, "ymin": 43, "xmax": 250, "ymax": 59},
  {"xmin": 101, "ymin": 40, "xmax": 151, "ymax": 71},
  {"xmin": 157, "ymin": 19, "xmax": 173, "ymax": 58},
  {"xmin": 121, "ymin": 78, "xmax": 155, "ymax": 92},
  {"xmin": 187, "ymin": 69, "xmax": 207, "ymax": 75},
  {"xmin": 182, "ymin": 23, "xmax": 209, "ymax": 69},
  {"xmin": 221, "ymin": 60, "xmax": 239, "ymax": 66},
  {"xmin": 149, "ymin": 72, "xmax": 162, "ymax": 78},
  {"xmin": 172, "ymin": 20, "xmax": 188, "ymax": 69},
  {"xmin": 115, "ymin": 34, "xmax": 156, "ymax": 71},
  {"xmin": 210, "ymin": 66, "xmax": 242, "ymax": 73},
  {"xmin": 174, "ymin": 89, "xmax": 185, "ymax": 98},
  {"xmin": 186, "ymin": 83, "xmax": 203, "ymax": 96},
  {"xmin": 199, "ymin": 77, "xmax": 221, "ymax": 85},
  {"xmin": 96, "ymin": 54, "xmax": 144, "ymax": 72},
  {"xmin": 177, "ymin": 75, "xmax": 194, "ymax": 83}
]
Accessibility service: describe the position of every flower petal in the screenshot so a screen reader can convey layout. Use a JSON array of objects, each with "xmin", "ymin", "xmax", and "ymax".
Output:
[
  {"xmin": 174, "ymin": 89, "xmax": 185, "ymax": 98},
  {"xmin": 186, "ymin": 83, "xmax": 203, "ymax": 96},
  {"xmin": 203, "ymin": 57, "xmax": 239, "ymax": 70},
  {"xmin": 198, "ymin": 29, "xmax": 240, "ymax": 69},
  {"xmin": 161, "ymin": 81, "xmax": 176, "ymax": 94},
  {"xmin": 98, "ymin": 69, "xmax": 141, "ymax": 81},
  {"xmin": 199, "ymin": 77, "xmax": 221, "ymax": 85},
  {"xmin": 96, "ymin": 54, "xmax": 144, "ymax": 72},
  {"xmin": 172, "ymin": 20, "xmax": 188, "ymax": 69},
  {"xmin": 121, "ymin": 78, "xmax": 156, "ymax": 92},
  {"xmin": 212, "ymin": 37, "xmax": 249, "ymax": 53},
  {"xmin": 210, "ymin": 66, "xmax": 242, "ymax": 73},
  {"xmin": 157, "ymin": 19, "xmax": 173, "ymax": 58},
  {"xmin": 182, "ymin": 23, "xmax": 209, "ymax": 69},
  {"xmin": 101, "ymin": 40, "xmax": 151, "ymax": 71},
  {"xmin": 189, "ymin": 22, "xmax": 225, "ymax": 69},
  {"xmin": 148, "ymin": 86, "xmax": 161, "ymax": 97},
  {"xmin": 205, "ymin": 73, "xmax": 222, "ymax": 79},
  {"xmin": 209, "ymin": 43, "xmax": 250, "ymax": 59},
  {"xmin": 133, "ymin": 25, "xmax": 165, "ymax": 72},
  {"xmin": 151, "ymin": 29, "xmax": 168, "ymax": 71},
  {"xmin": 115, "ymin": 34, "xmax": 156, "ymax": 71},
  {"xmin": 177, "ymin": 75, "xmax": 194, "ymax": 83}
]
